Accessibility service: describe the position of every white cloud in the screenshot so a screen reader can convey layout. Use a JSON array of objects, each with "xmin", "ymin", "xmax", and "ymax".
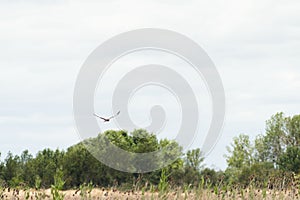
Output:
[{"xmin": 0, "ymin": 0, "xmax": 300, "ymax": 169}]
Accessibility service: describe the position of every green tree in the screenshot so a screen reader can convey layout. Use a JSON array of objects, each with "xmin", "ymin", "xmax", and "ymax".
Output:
[
  {"xmin": 286, "ymin": 114, "xmax": 300, "ymax": 146},
  {"xmin": 263, "ymin": 112, "xmax": 287, "ymax": 167},
  {"xmin": 186, "ymin": 148, "xmax": 204, "ymax": 171},
  {"xmin": 179, "ymin": 148, "xmax": 205, "ymax": 185},
  {"xmin": 32, "ymin": 149, "xmax": 64, "ymax": 187},
  {"xmin": 4, "ymin": 152, "xmax": 23, "ymax": 187},
  {"xmin": 157, "ymin": 139, "xmax": 184, "ymax": 186},
  {"xmin": 225, "ymin": 134, "xmax": 254, "ymax": 169},
  {"xmin": 254, "ymin": 134, "xmax": 269, "ymax": 163},
  {"xmin": 0, "ymin": 153, "xmax": 5, "ymax": 185},
  {"xmin": 63, "ymin": 143, "xmax": 111, "ymax": 188},
  {"xmin": 225, "ymin": 134, "xmax": 254, "ymax": 184},
  {"xmin": 255, "ymin": 113, "xmax": 300, "ymax": 172},
  {"xmin": 19, "ymin": 150, "xmax": 34, "ymax": 185},
  {"xmin": 278, "ymin": 146, "xmax": 300, "ymax": 173}
]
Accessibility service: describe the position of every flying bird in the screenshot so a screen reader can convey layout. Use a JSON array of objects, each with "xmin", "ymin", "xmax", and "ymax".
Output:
[{"xmin": 93, "ymin": 111, "xmax": 120, "ymax": 122}]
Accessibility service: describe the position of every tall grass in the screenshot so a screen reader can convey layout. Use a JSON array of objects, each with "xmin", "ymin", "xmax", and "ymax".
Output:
[{"xmin": 0, "ymin": 172, "xmax": 299, "ymax": 199}]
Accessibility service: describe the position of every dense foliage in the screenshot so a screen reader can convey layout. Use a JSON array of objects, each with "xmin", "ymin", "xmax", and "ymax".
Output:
[
  {"xmin": 0, "ymin": 129, "xmax": 207, "ymax": 189},
  {"xmin": 0, "ymin": 112, "xmax": 299, "ymax": 190},
  {"xmin": 225, "ymin": 112, "xmax": 300, "ymax": 188}
]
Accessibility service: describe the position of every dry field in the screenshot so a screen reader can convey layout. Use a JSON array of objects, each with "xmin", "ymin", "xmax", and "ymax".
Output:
[{"xmin": 1, "ymin": 187, "xmax": 299, "ymax": 200}]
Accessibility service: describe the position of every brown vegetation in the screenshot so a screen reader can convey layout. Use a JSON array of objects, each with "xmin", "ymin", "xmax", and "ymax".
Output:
[{"xmin": 0, "ymin": 187, "xmax": 299, "ymax": 200}]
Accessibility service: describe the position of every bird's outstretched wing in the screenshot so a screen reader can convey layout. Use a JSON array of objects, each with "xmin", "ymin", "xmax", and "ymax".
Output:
[
  {"xmin": 109, "ymin": 111, "xmax": 121, "ymax": 119},
  {"xmin": 93, "ymin": 113, "xmax": 108, "ymax": 121}
]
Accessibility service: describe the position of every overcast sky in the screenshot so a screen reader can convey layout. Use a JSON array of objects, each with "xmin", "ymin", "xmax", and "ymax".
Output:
[{"xmin": 0, "ymin": 0, "xmax": 300, "ymax": 170}]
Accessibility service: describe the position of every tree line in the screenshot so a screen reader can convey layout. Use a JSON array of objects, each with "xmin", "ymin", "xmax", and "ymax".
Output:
[
  {"xmin": 0, "ymin": 112, "xmax": 299, "ymax": 190},
  {"xmin": 225, "ymin": 112, "xmax": 300, "ymax": 188},
  {"xmin": 0, "ymin": 129, "xmax": 211, "ymax": 189}
]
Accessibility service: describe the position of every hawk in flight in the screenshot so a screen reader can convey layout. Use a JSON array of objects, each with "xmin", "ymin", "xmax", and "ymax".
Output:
[{"xmin": 93, "ymin": 111, "xmax": 120, "ymax": 122}]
